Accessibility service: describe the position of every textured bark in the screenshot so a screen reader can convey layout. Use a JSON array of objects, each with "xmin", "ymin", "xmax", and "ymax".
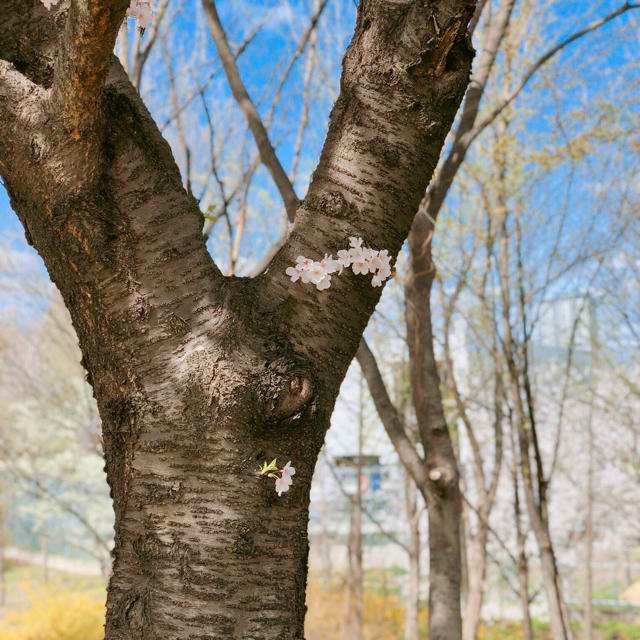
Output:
[
  {"xmin": 0, "ymin": 1, "xmax": 475, "ymax": 638},
  {"xmin": 406, "ymin": 221, "xmax": 462, "ymax": 640}
]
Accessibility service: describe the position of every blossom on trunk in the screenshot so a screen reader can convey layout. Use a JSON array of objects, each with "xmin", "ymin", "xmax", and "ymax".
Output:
[
  {"xmin": 287, "ymin": 237, "xmax": 392, "ymax": 290},
  {"xmin": 258, "ymin": 459, "xmax": 296, "ymax": 496}
]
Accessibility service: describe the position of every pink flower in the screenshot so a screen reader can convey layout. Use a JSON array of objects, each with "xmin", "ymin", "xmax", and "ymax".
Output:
[
  {"xmin": 275, "ymin": 476, "xmax": 291, "ymax": 496},
  {"xmin": 275, "ymin": 462, "xmax": 295, "ymax": 496},
  {"xmin": 319, "ymin": 254, "xmax": 339, "ymax": 274},
  {"xmin": 127, "ymin": 1, "xmax": 153, "ymax": 29},
  {"xmin": 315, "ymin": 275, "xmax": 331, "ymax": 291},
  {"xmin": 285, "ymin": 265, "xmax": 303, "ymax": 283},
  {"xmin": 301, "ymin": 262, "xmax": 327, "ymax": 285},
  {"xmin": 351, "ymin": 258, "xmax": 371, "ymax": 275},
  {"xmin": 281, "ymin": 461, "xmax": 296, "ymax": 480},
  {"xmin": 286, "ymin": 238, "xmax": 390, "ymax": 291},
  {"xmin": 337, "ymin": 249, "xmax": 351, "ymax": 270}
]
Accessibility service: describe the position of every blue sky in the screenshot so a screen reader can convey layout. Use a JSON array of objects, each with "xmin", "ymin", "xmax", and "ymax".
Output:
[{"xmin": 0, "ymin": 0, "xmax": 638, "ymax": 281}]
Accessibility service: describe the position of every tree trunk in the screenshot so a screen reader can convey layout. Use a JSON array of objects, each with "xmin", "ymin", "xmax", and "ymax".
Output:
[
  {"xmin": 462, "ymin": 523, "xmax": 488, "ymax": 640},
  {"xmin": 516, "ymin": 547, "xmax": 533, "ymax": 640},
  {"xmin": 0, "ymin": 2, "xmax": 475, "ymax": 638},
  {"xmin": 404, "ymin": 468, "xmax": 421, "ymax": 640},
  {"xmin": 406, "ymin": 225, "xmax": 463, "ymax": 640},
  {"xmin": 495, "ymin": 115, "xmax": 572, "ymax": 640},
  {"xmin": 345, "ymin": 496, "xmax": 363, "ymax": 640},
  {"xmin": 513, "ymin": 454, "xmax": 533, "ymax": 640},
  {"xmin": 345, "ymin": 394, "xmax": 364, "ymax": 640},
  {"xmin": 583, "ymin": 363, "xmax": 595, "ymax": 640}
]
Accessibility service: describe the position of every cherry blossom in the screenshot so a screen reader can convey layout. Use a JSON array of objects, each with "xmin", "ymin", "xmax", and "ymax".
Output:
[
  {"xmin": 275, "ymin": 476, "xmax": 291, "ymax": 496},
  {"xmin": 336, "ymin": 249, "xmax": 351, "ymax": 270},
  {"xmin": 285, "ymin": 265, "xmax": 303, "ymax": 282},
  {"xmin": 126, "ymin": 0, "xmax": 154, "ymax": 29},
  {"xmin": 281, "ymin": 461, "xmax": 296, "ymax": 481},
  {"xmin": 287, "ymin": 237, "xmax": 392, "ymax": 291},
  {"xmin": 258, "ymin": 459, "xmax": 296, "ymax": 496}
]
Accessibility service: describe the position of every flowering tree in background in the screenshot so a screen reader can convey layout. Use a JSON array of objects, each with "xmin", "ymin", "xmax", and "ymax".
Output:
[{"xmin": 0, "ymin": 0, "xmax": 477, "ymax": 638}]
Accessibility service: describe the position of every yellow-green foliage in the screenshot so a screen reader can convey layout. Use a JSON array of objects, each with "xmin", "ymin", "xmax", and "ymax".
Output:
[
  {"xmin": 477, "ymin": 620, "xmax": 551, "ymax": 640},
  {"xmin": 305, "ymin": 579, "xmax": 428, "ymax": 640},
  {"xmin": 0, "ymin": 584, "xmax": 104, "ymax": 640}
]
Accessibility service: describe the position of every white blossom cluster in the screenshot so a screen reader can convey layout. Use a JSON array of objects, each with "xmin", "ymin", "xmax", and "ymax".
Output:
[
  {"xmin": 286, "ymin": 237, "xmax": 392, "ymax": 291},
  {"xmin": 275, "ymin": 461, "xmax": 295, "ymax": 496},
  {"xmin": 126, "ymin": 0, "xmax": 154, "ymax": 29},
  {"xmin": 39, "ymin": 0, "xmax": 153, "ymax": 28},
  {"xmin": 259, "ymin": 459, "xmax": 296, "ymax": 496}
]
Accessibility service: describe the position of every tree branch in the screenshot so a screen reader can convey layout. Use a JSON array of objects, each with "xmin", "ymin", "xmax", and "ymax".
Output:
[
  {"xmin": 264, "ymin": 0, "xmax": 330, "ymax": 131},
  {"xmin": 257, "ymin": 0, "xmax": 476, "ymax": 367},
  {"xmin": 131, "ymin": 0, "xmax": 170, "ymax": 89},
  {"xmin": 0, "ymin": 60, "xmax": 42, "ymax": 122},
  {"xmin": 468, "ymin": 1, "xmax": 640, "ymax": 145},
  {"xmin": 356, "ymin": 339, "xmax": 431, "ymax": 498},
  {"xmin": 202, "ymin": 0, "xmax": 300, "ymax": 221},
  {"xmin": 52, "ymin": 0, "xmax": 130, "ymax": 135},
  {"xmin": 421, "ymin": 0, "xmax": 515, "ymax": 227}
]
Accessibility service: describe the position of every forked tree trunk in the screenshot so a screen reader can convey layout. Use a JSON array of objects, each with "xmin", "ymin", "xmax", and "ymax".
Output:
[{"xmin": 0, "ymin": 1, "xmax": 475, "ymax": 638}]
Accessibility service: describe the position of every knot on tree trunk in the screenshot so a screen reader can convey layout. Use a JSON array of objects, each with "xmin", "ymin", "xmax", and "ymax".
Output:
[{"xmin": 260, "ymin": 359, "xmax": 315, "ymax": 427}]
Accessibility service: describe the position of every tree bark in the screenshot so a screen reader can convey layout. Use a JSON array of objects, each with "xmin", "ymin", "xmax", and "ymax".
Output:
[
  {"xmin": 406, "ymin": 226, "xmax": 463, "ymax": 640},
  {"xmin": 511, "ymin": 422, "xmax": 533, "ymax": 640},
  {"xmin": 403, "ymin": 468, "xmax": 421, "ymax": 640},
  {"xmin": 345, "ymin": 387, "xmax": 364, "ymax": 640},
  {"xmin": 462, "ymin": 519, "xmax": 488, "ymax": 640},
  {"xmin": 0, "ymin": 1, "xmax": 475, "ymax": 637}
]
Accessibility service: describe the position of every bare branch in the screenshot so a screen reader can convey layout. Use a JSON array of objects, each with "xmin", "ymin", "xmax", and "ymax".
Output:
[
  {"xmin": 469, "ymin": 1, "xmax": 640, "ymax": 144},
  {"xmin": 326, "ymin": 457, "xmax": 411, "ymax": 553},
  {"xmin": 356, "ymin": 339, "xmax": 431, "ymax": 498},
  {"xmin": 290, "ymin": 1, "xmax": 322, "ymax": 187},
  {"xmin": 160, "ymin": 35, "xmax": 193, "ymax": 198},
  {"xmin": 202, "ymin": 0, "xmax": 300, "ymax": 221},
  {"xmin": 265, "ymin": 0, "xmax": 330, "ymax": 129},
  {"xmin": 131, "ymin": 0, "xmax": 171, "ymax": 89},
  {"xmin": 421, "ymin": 0, "xmax": 515, "ymax": 227}
]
